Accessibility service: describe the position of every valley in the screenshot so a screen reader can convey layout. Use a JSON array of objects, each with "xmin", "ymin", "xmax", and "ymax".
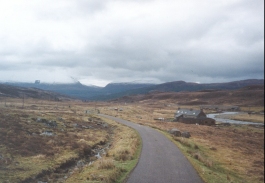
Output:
[{"xmin": 0, "ymin": 81, "xmax": 264, "ymax": 183}]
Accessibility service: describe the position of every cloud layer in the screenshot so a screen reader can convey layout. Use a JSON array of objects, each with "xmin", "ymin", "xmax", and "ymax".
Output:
[{"xmin": 0, "ymin": 0, "xmax": 264, "ymax": 86}]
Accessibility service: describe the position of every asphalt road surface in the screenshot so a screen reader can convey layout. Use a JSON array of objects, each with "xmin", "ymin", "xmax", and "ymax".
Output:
[{"xmin": 99, "ymin": 114, "xmax": 204, "ymax": 183}]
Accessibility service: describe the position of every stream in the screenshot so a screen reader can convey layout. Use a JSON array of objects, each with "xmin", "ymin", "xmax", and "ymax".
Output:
[{"xmin": 207, "ymin": 112, "xmax": 264, "ymax": 126}]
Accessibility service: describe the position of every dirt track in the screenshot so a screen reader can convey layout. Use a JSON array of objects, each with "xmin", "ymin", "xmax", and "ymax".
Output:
[{"xmin": 100, "ymin": 114, "xmax": 203, "ymax": 183}]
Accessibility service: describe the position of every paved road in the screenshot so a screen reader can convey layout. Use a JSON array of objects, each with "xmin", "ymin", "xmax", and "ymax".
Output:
[{"xmin": 99, "ymin": 114, "xmax": 204, "ymax": 183}]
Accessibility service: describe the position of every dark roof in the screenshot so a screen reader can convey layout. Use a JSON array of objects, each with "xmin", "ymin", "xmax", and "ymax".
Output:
[
  {"xmin": 175, "ymin": 113, "xmax": 183, "ymax": 118},
  {"xmin": 175, "ymin": 109, "xmax": 202, "ymax": 117}
]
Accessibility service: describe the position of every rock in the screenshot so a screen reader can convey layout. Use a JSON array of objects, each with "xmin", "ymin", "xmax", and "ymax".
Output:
[
  {"xmin": 77, "ymin": 160, "xmax": 85, "ymax": 168},
  {"xmin": 95, "ymin": 153, "xmax": 101, "ymax": 159},
  {"xmin": 181, "ymin": 131, "xmax": 191, "ymax": 138},
  {"xmin": 88, "ymin": 126, "xmax": 93, "ymax": 129},
  {"xmin": 47, "ymin": 120, "xmax": 57, "ymax": 128},
  {"xmin": 36, "ymin": 118, "xmax": 57, "ymax": 128},
  {"xmin": 40, "ymin": 131, "xmax": 54, "ymax": 136},
  {"xmin": 102, "ymin": 123, "xmax": 109, "ymax": 128},
  {"xmin": 168, "ymin": 128, "xmax": 181, "ymax": 137}
]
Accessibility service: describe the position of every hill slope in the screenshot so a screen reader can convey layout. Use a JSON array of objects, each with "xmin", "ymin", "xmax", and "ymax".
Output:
[
  {"xmin": 0, "ymin": 84, "xmax": 72, "ymax": 101},
  {"xmin": 93, "ymin": 79, "xmax": 264, "ymax": 101},
  {"xmin": 112, "ymin": 84, "xmax": 264, "ymax": 106},
  {"xmin": 3, "ymin": 79, "xmax": 264, "ymax": 101}
]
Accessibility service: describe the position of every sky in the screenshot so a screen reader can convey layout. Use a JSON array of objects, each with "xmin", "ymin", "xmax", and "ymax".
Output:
[{"xmin": 0, "ymin": 0, "xmax": 264, "ymax": 87}]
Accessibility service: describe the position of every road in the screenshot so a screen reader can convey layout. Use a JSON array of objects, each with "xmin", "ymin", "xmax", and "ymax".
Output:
[{"xmin": 99, "ymin": 114, "xmax": 204, "ymax": 183}]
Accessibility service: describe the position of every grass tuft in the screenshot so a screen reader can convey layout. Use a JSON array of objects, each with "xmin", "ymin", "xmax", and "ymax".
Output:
[{"xmin": 94, "ymin": 158, "xmax": 115, "ymax": 170}]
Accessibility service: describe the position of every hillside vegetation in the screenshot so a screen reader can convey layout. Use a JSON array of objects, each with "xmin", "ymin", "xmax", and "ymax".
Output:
[{"xmin": 0, "ymin": 99, "xmax": 141, "ymax": 183}]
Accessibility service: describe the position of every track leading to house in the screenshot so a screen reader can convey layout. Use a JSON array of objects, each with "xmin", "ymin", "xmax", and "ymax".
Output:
[{"xmin": 99, "ymin": 114, "xmax": 204, "ymax": 183}]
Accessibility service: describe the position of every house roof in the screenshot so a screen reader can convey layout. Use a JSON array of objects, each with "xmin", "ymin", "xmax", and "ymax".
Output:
[
  {"xmin": 175, "ymin": 109, "xmax": 202, "ymax": 117},
  {"xmin": 175, "ymin": 113, "xmax": 183, "ymax": 118}
]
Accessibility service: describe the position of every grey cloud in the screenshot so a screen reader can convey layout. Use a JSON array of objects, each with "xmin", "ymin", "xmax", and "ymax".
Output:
[
  {"xmin": 36, "ymin": 0, "xmax": 107, "ymax": 21},
  {"xmin": 0, "ymin": 0, "xmax": 263, "ymax": 86}
]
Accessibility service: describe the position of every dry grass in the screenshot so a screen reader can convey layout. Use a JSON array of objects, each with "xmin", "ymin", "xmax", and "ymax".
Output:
[
  {"xmin": 230, "ymin": 113, "xmax": 264, "ymax": 123},
  {"xmin": 1, "ymin": 94, "xmax": 263, "ymax": 183},
  {"xmin": 65, "ymin": 116, "xmax": 141, "ymax": 183},
  {"xmin": 192, "ymin": 152, "xmax": 214, "ymax": 168},
  {"xmin": 0, "ymin": 99, "xmax": 117, "ymax": 183},
  {"xmin": 94, "ymin": 158, "xmax": 116, "ymax": 170},
  {"xmin": 240, "ymin": 106, "xmax": 264, "ymax": 113},
  {"xmin": 111, "ymin": 131, "xmax": 140, "ymax": 161},
  {"xmin": 97, "ymin": 102, "xmax": 264, "ymax": 183},
  {"xmin": 173, "ymin": 136, "xmax": 192, "ymax": 148},
  {"xmin": 173, "ymin": 137, "xmax": 214, "ymax": 168},
  {"xmin": 0, "ymin": 98, "xmax": 141, "ymax": 183}
]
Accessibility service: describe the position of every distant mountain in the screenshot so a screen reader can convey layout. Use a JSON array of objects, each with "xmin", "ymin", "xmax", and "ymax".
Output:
[
  {"xmin": 2, "ymin": 79, "xmax": 263, "ymax": 101},
  {"xmin": 111, "ymin": 84, "xmax": 264, "ymax": 107},
  {"xmin": 3, "ymin": 81, "xmax": 155, "ymax": 100},
  {"xmin": 101, "ymin": 82, "xmax": 155, "ymax": 94},
  {"xmin": 0, "ymin": 83, "xmax": 72, "ymax": 101},
  {"xmin": 95, "ymin": 79, "xmax": 264, "ymax": 100},
  {"xmin": 4, "ymin": 81, "xmax": 102, "ymax": 99},
  {"xmin": 144, "ymin": 79, "xmax": 265, "ymax": 93}
]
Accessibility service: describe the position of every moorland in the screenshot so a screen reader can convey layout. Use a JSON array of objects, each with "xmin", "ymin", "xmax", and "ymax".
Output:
[
  {"xmin": 95, "ymin": 84, "xmax": 264, "ymax": 183},
  {"xmin": 0, "ymin": 82, "xmax": 264, "ymax": 183},
  {"xmin": 0, "ymin": 98, "xmax": 141, "ymax": 183}
]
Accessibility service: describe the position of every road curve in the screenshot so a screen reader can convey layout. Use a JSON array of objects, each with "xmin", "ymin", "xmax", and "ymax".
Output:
[{"xmin": 99, "ymin": 114, "xmax": 204, "ymax": 183}]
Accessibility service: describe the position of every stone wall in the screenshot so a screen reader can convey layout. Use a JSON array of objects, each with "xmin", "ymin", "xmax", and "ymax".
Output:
[{"xmin": 177, "ymin": 117, "xmax": 215, "ymax": 126}]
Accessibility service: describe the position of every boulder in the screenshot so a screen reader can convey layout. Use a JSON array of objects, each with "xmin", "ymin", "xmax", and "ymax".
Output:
[
  {"xmin": 168, "ymin": 128, "xmax": 181, "ymax": 137},
  {"xmin": 102, "ymin": 123, "xmax": 109, "ymax": 128},
  {"xmin": 76, "ymin": 160, "xmax": 85, "ymax": 168},
  {"xmin": 40, "ymin": 131, "xmax": 54, "ymax": 136},
  {"xmin": 181, "ymin": 131, "xmax": 191, "ymax": 138}
]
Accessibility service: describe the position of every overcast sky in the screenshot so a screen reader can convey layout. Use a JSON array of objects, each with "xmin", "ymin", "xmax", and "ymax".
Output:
[{"xmin": 0, "ymin": 0, "xmax": 264, "ymax": 86}]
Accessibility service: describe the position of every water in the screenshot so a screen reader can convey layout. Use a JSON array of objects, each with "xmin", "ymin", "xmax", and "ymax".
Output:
[{"xmin": 207, "ymin": 112, "xmax": 264, "ymax": 126}]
